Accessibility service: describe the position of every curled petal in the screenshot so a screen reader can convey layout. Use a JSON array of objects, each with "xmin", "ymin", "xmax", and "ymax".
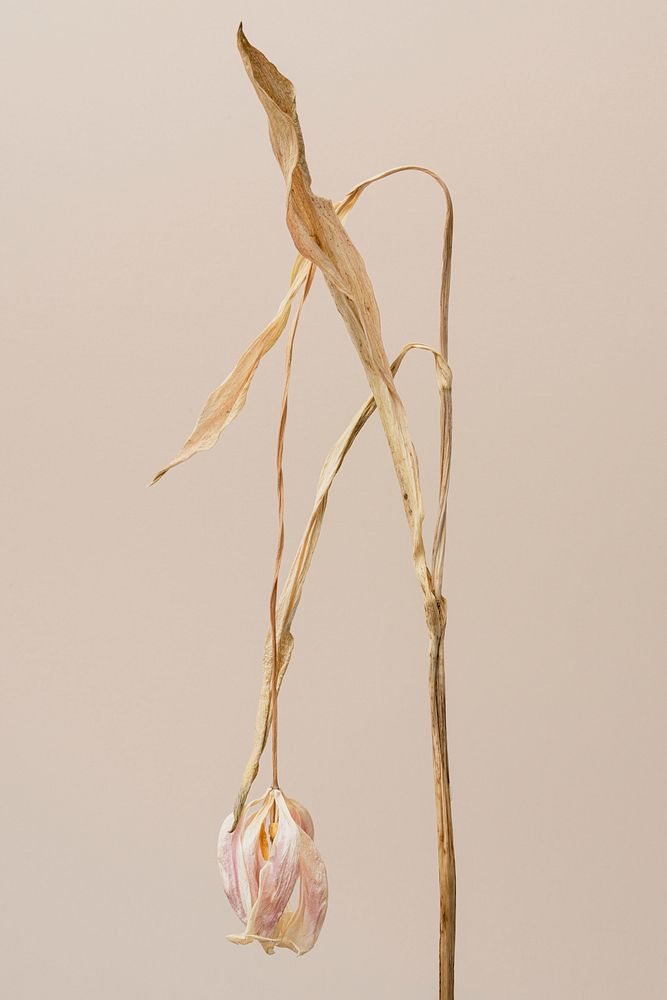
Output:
[
  {"xmin": 217, "ymin": 790, "xmax": 266, "ymax": 922},
  {"xmin": 226, "ymin": 932, "xmax": 276, "ymax": 955},
  {"xmin": 226, "ymin": 933, "xmax": 253, "ymax": 947},
  {"xmin": 217, "ymin": 812, "xmax": 251, "ymax": 923},
  {"xmin": 275, "ymin": 827, "xmax": 328, "ymax": 956},
  {"xmin": 241, "ymin": 793, "xmax": 274, "ymax": 901},
  {"xmin": 286, "ymin": 796, "xmax": 315, "ymax": 839},
  {"xmin": 244, "ymin": 791, "xmax": 301, "ymax": 940}
]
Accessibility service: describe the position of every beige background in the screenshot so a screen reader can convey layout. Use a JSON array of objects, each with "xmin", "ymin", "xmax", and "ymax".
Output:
[{"xmin": 2, "ymin": 2, "xmax": 665, "ymax": 997}]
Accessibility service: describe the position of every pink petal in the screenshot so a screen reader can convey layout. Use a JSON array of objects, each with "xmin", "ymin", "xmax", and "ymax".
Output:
[
  {"xmin": 245, "ymin": 791, "xmax": 301, "ymax": 940},
  {"xmin": 275, "ymin": 826, "xmax": 328, "ymax": 956},
  {"xmin": 286, "ymin": 795, "xmax": 315, "ymax": 839},
  {"xmin": 217, "ymin": 812, "xmax": 251, "ymax": 924},
  {"xmin": 240, "ymin": 791, "xmax": 274, "ymax": 901},
  {"xmin": 217, "ymin": 790, "xmax": 267, "ymax": 925}
]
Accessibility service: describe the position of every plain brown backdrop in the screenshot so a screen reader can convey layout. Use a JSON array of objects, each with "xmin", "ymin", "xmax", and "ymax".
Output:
[{"xmin": 2, "ymin": 2, "xmax": 665, "ymax": 998}]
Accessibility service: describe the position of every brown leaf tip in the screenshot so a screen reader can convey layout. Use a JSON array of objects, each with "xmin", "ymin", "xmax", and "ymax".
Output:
[{"xmin": 149, "ymin": 468, "xmax": 167, "ymax": 487}]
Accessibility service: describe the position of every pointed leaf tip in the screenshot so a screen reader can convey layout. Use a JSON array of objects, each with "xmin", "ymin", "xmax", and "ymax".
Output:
[{"xmin": 149, "ymin": 469, "xmax": 167, "ymax": 487}]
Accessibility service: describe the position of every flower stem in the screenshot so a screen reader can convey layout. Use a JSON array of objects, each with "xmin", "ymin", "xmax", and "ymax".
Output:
[
  {"xmin": 269, "ymin": 266, "xmax": 316, "ymax": 792},
  {"xmin": 431, "ymin": 180, "xmax": 455, "ymax": 1000},
  {"xmin": 430, "ymin": 615, "xmax": 456, "ymax": 999}
]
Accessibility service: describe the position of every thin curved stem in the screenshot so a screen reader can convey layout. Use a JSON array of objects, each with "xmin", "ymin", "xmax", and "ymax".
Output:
[{"xmin": 268, "ymin": 264, "xmax": 316, "ymax": 792}]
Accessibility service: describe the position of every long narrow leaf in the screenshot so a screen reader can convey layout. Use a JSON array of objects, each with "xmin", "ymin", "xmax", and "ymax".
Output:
[
  {"xmin": 238, "ymin": 26, "xmax": 437, "ymax": 615},
  {"xmin": 151, "ymin": 192, "xmax": 355, "ymax": 486}
]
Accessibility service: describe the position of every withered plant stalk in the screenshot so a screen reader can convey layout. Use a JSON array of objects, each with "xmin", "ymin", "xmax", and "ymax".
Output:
[
  {"xmin": 153, "ymin": 27, "xmax": 456, "ymax": 999},
  {"xmin": 269, "ymin": 265, "xmax": 315, "ymax": 794}
]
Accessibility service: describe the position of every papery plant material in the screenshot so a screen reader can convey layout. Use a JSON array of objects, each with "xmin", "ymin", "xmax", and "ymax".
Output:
[
  {"xmin": 152, "ymin": 25, "xmax": 456, "ymax": 1000},
  {"xmin": 218, "ymin": 788, "xmax": 327, "ymax": 956},
  {"xmin": 236, "ymin": 28, "xmax": 456, "ymax": 997},
  {"xmin": 150, "ymin": 212, "xmax": 352, "ymax": 486},
  {"xmin": 150, "ymin": 255, "xmax": 312, "ymax": 485}
]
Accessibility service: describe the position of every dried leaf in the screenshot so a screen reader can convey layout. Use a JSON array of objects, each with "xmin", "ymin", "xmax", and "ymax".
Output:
[
  {"xmin": 150, "ymin": 257, "xmax": 311, "ymax": 485},
  {"xmin": 150, "ymin": 195, "xmax": 358, "ymax": 487},
  {"xmin": 238, "ymin": 27, "xmax": 436, "ymax": 610}
]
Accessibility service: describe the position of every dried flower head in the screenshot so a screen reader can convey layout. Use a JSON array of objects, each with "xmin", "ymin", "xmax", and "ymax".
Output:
[{"xmin": 218, "ymin": 788, "xmax": 328, "ymax": 956}]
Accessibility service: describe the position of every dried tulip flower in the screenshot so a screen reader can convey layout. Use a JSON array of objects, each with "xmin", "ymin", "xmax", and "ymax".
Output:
[
  {"xmin": 218, "ymin": 788, "xmax": 328, "ymax": 956},
  {"xmin": 153, "ymin": 23, "xmax": 456, "ymax": 999}
]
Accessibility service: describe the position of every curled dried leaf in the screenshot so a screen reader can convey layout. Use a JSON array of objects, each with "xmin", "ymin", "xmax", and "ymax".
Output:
[
  {"xmin": 238, "ymin": 27, "xmax": 436, "ymax": 619},
  {"xmin": 150, "ymin": 177, "xmax": 360, "ymax": 488},
  {"xmin": 150, "ymin": 257, "xmax": 311, "ymax": 485}
]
